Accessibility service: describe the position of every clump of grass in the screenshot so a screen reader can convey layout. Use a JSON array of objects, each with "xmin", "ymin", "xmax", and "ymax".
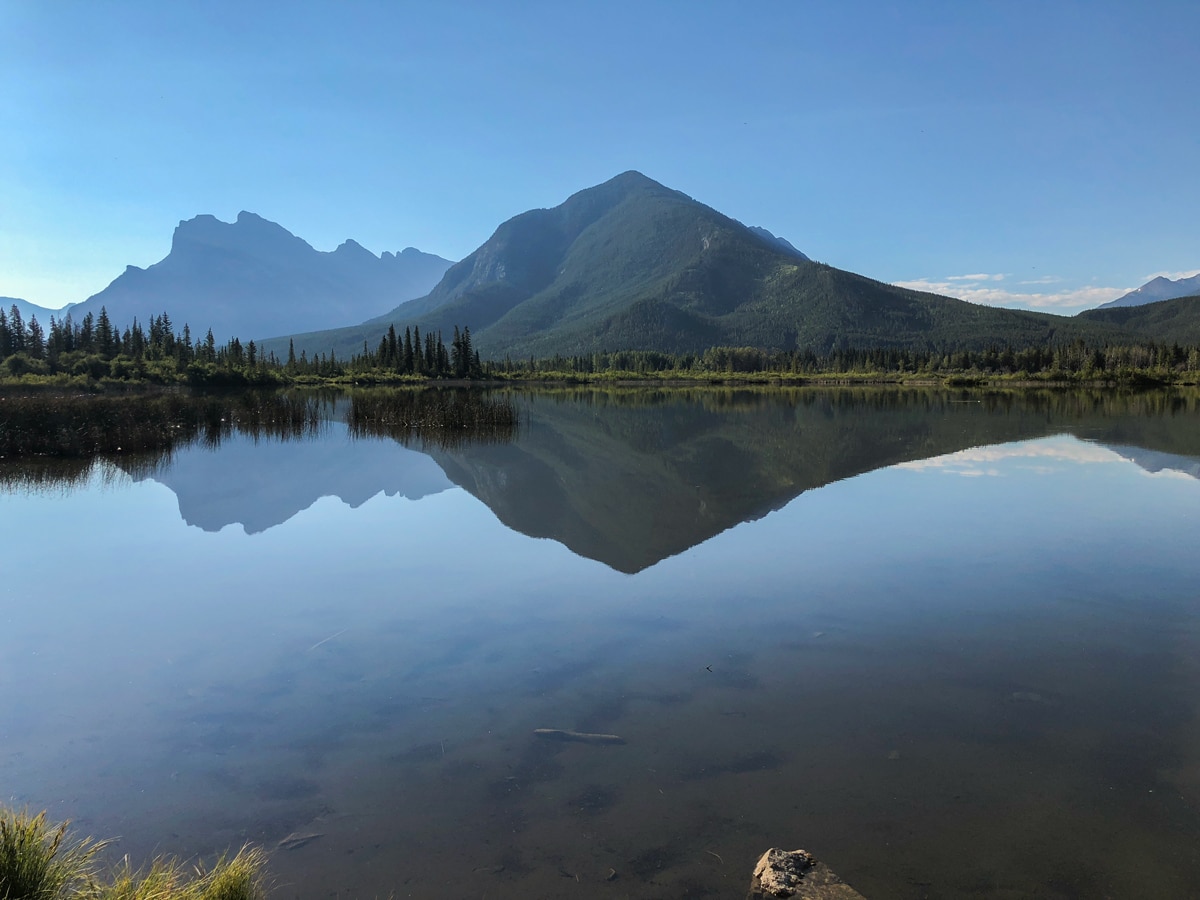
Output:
[
  {"xmin": 193, "ymin": 846, "xmax": 266, "ymax": 900},
  {"xmin": 0, "ymin": 807, "xmax": 266, "ymax": 900},
  {"xmin": 92, "ymin": 846, "xmax": 266, "ymax": 900},
  {"xmin": 92, "ymin": 857, "xmax": 190, "ymax": 900},
  {"xmin": 0, "ymin": 807, "xmax": 104, "ymax": 899}
]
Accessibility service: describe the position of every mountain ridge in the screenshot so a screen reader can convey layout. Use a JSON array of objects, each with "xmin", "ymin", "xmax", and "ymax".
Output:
[
  {"xmin": 1098, "ymin": 273, "xmax": 1200, "ymax": 309},
  {"xmin": 2, "ymin": 297, "xmax": 76, "ymax": 323},
  {"xmin": 1078, "ymin": 294, "xmax": 1200, "ymax": 343},
  {"xmin": 69, "ymin": 213, "xmax": 453, "ymax": 342},
  {"xmin": 266, "ymin": 171, "xmax": 1134, "ymax": 361}
]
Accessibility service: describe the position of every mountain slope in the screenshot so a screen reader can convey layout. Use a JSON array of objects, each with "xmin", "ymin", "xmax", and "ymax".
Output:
[
  {"xmin": 1098, "ymin": 273, "xmax": 1200, "ymax": 309},
  {"xmin": 1078, "ymin": 294, "xmax": 1200, "ymax": 344},
  {"xmin": 269, "ymin": 172, "xmax": 1133, "ymax": 361},
  {"xmin": 72, "ymin": 212, "xmax": 452, "ymax": 341}
]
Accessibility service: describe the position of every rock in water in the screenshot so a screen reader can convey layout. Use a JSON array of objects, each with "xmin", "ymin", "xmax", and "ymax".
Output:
[
  {"xmin": 753, "ymin": 849, "xmax": 814, "ymax": 896},
  {"xmin": 748, "ymin": 848, "xmax": 866, "ymax": 898}
]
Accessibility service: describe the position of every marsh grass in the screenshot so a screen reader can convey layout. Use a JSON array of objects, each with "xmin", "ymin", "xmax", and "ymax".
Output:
[
  {"xmin": 0, "ymin": 808, "xmax": 104, "ymax": 899},
  {"xmin": 0, "ymin": 391, "xmax": 324, "ymax": 459},
  {"xmin": 346, "ymin": 387, "xmax": 520, "ymax": 448},
  {"xmin": 0, "ymin": 808, "xmax": 266, "ymax": 900},
  {"xmin": 93, "ymin": 847, "xmax": 266, "ymax": 900},
  {"xmin": 0, "ymin": 386, "xmax": 518, "ymax": 463}
]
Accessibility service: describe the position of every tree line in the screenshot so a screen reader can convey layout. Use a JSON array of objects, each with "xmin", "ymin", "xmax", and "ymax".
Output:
[
  {"xmin": 0, "ymin": 305, "xmax": 482, "ymax": 384},
  {"xmin": 3, "ymin": 302, "xmax": 1200, "ymax": 385},
  {"xmin": 491, "ymin": 341, "xmax": 1200, "ymax": 382}
]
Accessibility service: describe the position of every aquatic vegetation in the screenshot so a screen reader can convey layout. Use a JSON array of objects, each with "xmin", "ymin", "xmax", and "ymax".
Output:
[
  {"xmin": 344, "ymin": 387, "xmax": 520, "ymax": 448},
  {"xmin": 0, "ymin": 387, "xmax": 518, "ymax": 464}
]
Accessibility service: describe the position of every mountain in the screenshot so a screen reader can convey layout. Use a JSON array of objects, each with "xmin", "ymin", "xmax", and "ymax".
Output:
[
  {"xmin": 746, "ymin": 226, "xmax": 809, "ymax": 260},
  {"xmin": 71, "ymin": 213, "xmax": 453, "ymax": 341},
  {"xmin": 1, "ymin": 297, "xmax": 75, "ymax": 323},
  {"xmin": 268, "ymin": 172, "xmax": 1128, "ymax": 361},
  {"xmin": 1077, "ymin": 294, "xmax": 1200, "ymax": 344},
  {"xmin": 1098, "ymin": 273, "xmax": 1200, "ymax": 309}
]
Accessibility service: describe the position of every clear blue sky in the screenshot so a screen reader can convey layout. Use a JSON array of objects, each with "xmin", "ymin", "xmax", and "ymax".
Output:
[{"xmin": 2, "ymin": 0, "xmax": 1197, "ymax": 313}]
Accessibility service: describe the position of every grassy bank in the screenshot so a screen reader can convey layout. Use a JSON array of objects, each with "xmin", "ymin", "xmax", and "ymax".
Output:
[{"xmin": 4, "ymin": 364, "xmax": 1193, "ymax": 391}]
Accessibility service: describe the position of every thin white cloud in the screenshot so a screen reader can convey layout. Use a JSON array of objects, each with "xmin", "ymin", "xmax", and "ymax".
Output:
[
  {"xmin": 1018, "ymin": 276, "xmax": 1063, "ymax": 285},
  {"xmin": 1143, "ymin": 268, "xmax": 1200, "ymax": 282},
  {"xmin": 893, "ymin": 277, "xmax": 1128, "ymax": 312}
]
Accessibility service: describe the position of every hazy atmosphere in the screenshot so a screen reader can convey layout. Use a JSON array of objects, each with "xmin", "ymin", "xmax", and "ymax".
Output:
[{"xmin": 3, "ymin": 1, "xmax": 1197, "ymax": 313}]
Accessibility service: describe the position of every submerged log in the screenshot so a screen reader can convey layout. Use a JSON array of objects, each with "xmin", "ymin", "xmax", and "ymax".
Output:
[
  {"xmin": 748, "ymin": 848, "xmax": 866, "ymax": 899},
  {"xmin": 532, "ymin": 728, "xmax": 626, "ymax": 745},
  {"xmin": 277, "ymin": 831, "xmax": 323, "ymax": 851}
]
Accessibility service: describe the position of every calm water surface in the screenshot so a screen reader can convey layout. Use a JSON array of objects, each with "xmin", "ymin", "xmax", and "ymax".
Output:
[{"xmin": 2, "ymin": 387, "xmax": 1200, "ymax": 899}]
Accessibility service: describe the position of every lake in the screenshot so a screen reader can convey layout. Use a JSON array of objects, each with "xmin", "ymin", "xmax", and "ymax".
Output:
[{"xmin": 2, "ymin": 386, "xmax": 1200, "ymax": 899}]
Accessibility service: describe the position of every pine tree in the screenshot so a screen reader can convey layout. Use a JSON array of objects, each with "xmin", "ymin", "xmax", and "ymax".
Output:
[
  {"xmin": 25, "ymin": 314, "xmax": 44, "ymax": 359},
  {"xmin": 96, "ymin": 307, "xmax": 115, "ymax": 359}
]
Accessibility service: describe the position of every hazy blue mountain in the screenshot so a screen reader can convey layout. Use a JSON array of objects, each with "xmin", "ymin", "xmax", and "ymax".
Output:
[
  {"xmin": 71, "ymin": 212, "xmax": 452, "ymax": 341},
  {"xmin": 1098, "ymin": 273, "xmax": 1200, "ymax": 309},
  {"xmin": 269, "ymin": 172, "xmax": 1129, "ymax": 362},
  {"xmin": 1, "ymin": 297, "xmax": 75, "ymax": 323}
]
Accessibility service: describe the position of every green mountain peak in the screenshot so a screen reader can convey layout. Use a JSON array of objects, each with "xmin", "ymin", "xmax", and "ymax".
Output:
[{"xmin": 268, "ymin": 174, "xmax": 1135, "ymax": 360}]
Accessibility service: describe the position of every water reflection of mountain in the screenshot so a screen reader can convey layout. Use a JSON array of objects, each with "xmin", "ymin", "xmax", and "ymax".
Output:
[
  {"xmin": 105, "ymin": 388, "xmax": 1200, "ymax": 568},
  {"xmin": 424, "ymin": 389, "xmax": 1200, "ymax": 572},
  {"xmin": 123, "ymin": 425, "xmax": 452, "ymax": 533},
  {"xmin": 1097, "ymin": 445, "xmax": 1200, "ymax": 480}
]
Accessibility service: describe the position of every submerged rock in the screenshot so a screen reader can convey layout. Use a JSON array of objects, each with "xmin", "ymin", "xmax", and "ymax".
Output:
[{"xmin": 748, "ymin": 848, "xmax": 866, "ymax": 899}]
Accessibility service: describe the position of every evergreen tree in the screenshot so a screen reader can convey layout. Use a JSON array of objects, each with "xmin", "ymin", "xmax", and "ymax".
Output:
[
  {"xmin": 0, "ymin": 308, "xmax": 12, "ymax": 358},
  {"xmin": 25, "ymin": 314, "xmax": 44, "ymax": 359},
  {"xmin": 8, "ymin": 305, "xmax": 25, "ymax": 354},
  {"xmin": 96, "ymin": 307, "xmax": 115, "ymax": 359}
]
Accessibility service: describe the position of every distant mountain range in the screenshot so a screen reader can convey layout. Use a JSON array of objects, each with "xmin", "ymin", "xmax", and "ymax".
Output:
[
  {"xmin": 1, "ymin": 296, "xmax": 74, "ymax": 323},
  {"xmin": 63, "ymin": 213, "xmax": 452, "ymax": 342},
  {"xmin": 268, "ymin": 171, "xmax": 1137, "ymax": 361},
  {"xmin": 7, "ymin": 173, "xmax": 1198, "ymax": 358},
  {"xmin": 1099, "ymin": 273, "xmax": 1200, "ymax": 309}
]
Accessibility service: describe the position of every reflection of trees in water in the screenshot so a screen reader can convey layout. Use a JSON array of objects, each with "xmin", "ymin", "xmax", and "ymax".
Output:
[
  {"xmin": 0, "ymin": 388, "xmax": 519, "ymax": 490},
  {"xmin": 346, "ymin": 388, "xmax": 520, "ymax": 449}
]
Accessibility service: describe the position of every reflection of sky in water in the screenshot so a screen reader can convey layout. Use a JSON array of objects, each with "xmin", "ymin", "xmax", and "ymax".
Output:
[
  {"xmin": 3, "ymin": 432, "xmax": 1199, "ymax": 735},
  {"xmin": 3, "ymin": 430, "xmax": 1200, "ymax": 897},
  {"xmin": 898, "ymin": 434, "xmax": 1200, "ymax": 479}
]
